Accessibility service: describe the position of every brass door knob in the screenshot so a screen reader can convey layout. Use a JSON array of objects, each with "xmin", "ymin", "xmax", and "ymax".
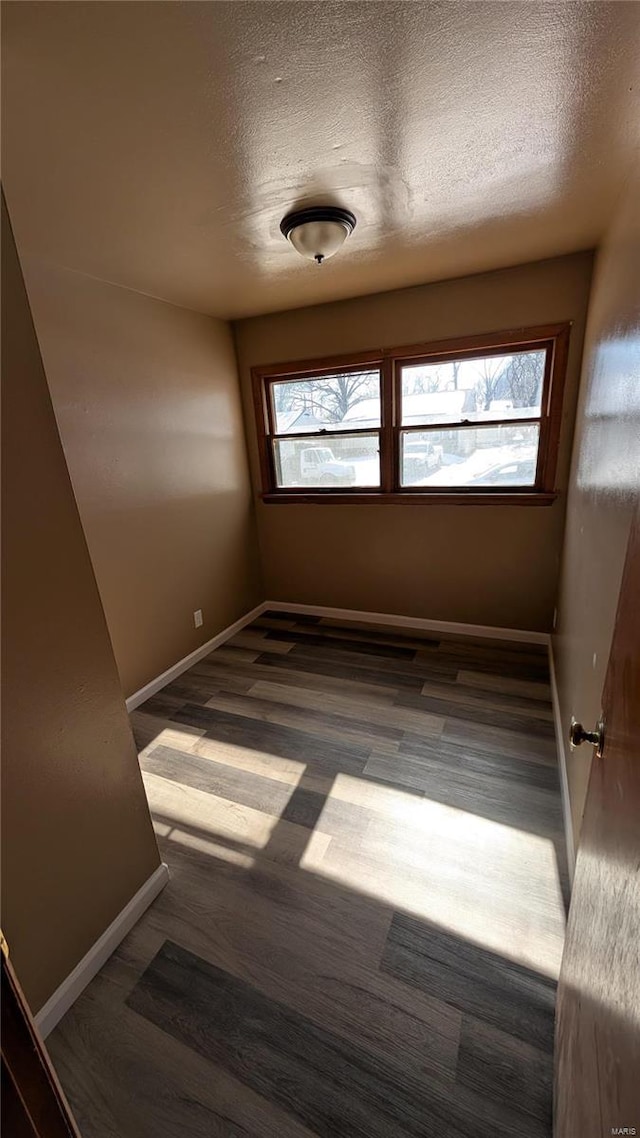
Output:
[{"xmin": 569, "ymin": 715, "xmax": 605, "ymax": 758}]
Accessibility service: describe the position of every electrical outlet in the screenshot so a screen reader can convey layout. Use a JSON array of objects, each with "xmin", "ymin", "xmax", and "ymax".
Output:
[{"xmin": 193, "ymin": 609, "xmax": 203, "ymax": 629}]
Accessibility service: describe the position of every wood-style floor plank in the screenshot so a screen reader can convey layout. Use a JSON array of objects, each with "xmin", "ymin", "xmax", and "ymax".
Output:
[
  {"xmin": 457, "ymin": 669, "xmax": 551, "ymax": 700},
  {"xmin": 395, "ymin": 688, "xmax": 555, "ymax": 737},
  {"xmin": 245, "ymin": 678, "xmax": 444, "ymax": 738},
  {"xmin": 228, "ymin": 629, "xmax": 298, "ymax": 654},
  {"xmin": 202, "ymin": 686, "xmax": 407, "ymax": 749},
  {"xmin": 263, "ymin": 626, "xmax": 420, "ymax": 659},
  {"xmin": 456, "ymin": 1015, "xmax": 553, "ymax": 1124},
  {"xmin": 171, "ymin": 702, "xmax": 370, "ymax": 773},
  {"xmin": 189, "ymin": 655, "xmax": 403, "ymax": 702},
  {"xmin": 381, "ymin": 913, "xmax": 556, "ymax": 1052},
  {"xmin": 439, "ymin": 716, "xmax": 557, "ymax": 765},
  {"xmin": 419, "ymin": 676, "xmax": 553, "ymax": 720},
  {"xmin": 254, "ymin": 648, "xmax": 437, "ymax": 689}
]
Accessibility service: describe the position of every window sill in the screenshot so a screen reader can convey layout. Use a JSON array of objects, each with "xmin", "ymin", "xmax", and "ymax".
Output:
[{"xmin": 261, "ymin": 491, "xmax": 558, "ymax": 507}]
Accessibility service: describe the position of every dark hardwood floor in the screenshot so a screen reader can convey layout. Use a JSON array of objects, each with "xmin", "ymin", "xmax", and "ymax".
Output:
[{"xmin": 47, "ymin": 612, "xmax": 568, "ymax": 1138}]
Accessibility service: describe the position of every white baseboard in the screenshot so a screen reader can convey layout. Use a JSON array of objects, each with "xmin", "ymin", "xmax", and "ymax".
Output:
[
  {"xmin": 125, "ymin": 603, "xmax": 268, "ymax": 711},
  {"xmin": 265, "ymin": 600, "xmax": 550, "ymax": 646},
  {"xmin": 548, "ymin": 643, "xmax": 575, "ymax": 887},
  {"xmin": 35, "ymin": 862, "xmax": 170, "ymax": 1039}
]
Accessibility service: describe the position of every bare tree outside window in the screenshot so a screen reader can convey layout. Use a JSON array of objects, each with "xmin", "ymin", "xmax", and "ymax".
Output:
[
  {"xmin": 501, "ymin": 351, "xmax": 545, "ymax": 408},
  {"xmin": 273, "ymin": 371, "xmax": 379, "ymax": 426},
  {"xmin": 471, "ymin": 350, "xmax": 544, "ymax": 411},
  {"xmin": 404, "ymin": 364, "xmax": 450, "ymax": 395},
  {"xmin": 311, "ymin": 372, "xmax": 377, "ymax": 422},
  {"xmin": 473, "ymin": 356, "xmax": 510, "ymax": 411}
]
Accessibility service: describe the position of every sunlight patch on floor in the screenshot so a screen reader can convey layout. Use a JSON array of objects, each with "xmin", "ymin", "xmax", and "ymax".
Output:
[
  {"xmin": 138, "ymin": 722, "xmax": 205, "ymax": 760},
  {"xmin": 191, "ymin": 736, "xmax": 309, "ymax": 787},
  {"xmin": 143, "ymin": 770, "xmax": 298, "ymax": 850},
  {"xmin": 301, "ymin": 773, "xmax": 567, "ymax": 979}
]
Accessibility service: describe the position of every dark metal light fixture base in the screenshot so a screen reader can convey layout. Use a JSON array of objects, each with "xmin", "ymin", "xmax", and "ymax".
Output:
[{"xmin": 280, "ymin": 206, "xmax": 357, "ymax": 239}]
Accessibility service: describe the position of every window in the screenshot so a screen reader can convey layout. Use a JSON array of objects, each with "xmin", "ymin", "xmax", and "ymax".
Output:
[
  {"xmin": 267, "ymin": 363, "xmax": 382, "ymax": 490},
  {"xmin": 252, "ymin": 324, "xmax": 570, "ymax": 504}
]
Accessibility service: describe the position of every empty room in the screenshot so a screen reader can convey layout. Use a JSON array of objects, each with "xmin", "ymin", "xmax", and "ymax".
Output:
[{"xmin": 1, "ymin": 2, "xmax": 638, "ymax": 1136}]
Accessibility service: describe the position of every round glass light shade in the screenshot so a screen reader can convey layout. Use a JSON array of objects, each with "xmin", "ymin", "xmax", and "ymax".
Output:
[
  {"xmin": 280, "ymin": 207, "xmax": 356, "ymax": 264},
  {"xmin": 288, "ymin": 219, "xmax": 350, "ymax": 263}
]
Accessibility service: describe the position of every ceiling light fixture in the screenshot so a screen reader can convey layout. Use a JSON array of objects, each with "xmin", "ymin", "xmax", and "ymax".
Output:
[{"xmin": 280, "ymin": 206, "xmax": 357, "ymax": 265}]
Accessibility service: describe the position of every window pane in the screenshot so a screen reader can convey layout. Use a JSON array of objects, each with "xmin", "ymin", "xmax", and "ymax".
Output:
[
  {"xmin": 400, "ymin": 350, "xmax": 546, "ymax": 426},
  {"xmin": 274, "ymin": 434, "xmax": 380, "ymax": 489},
  {"xmin": 272, "ymin": 370, "xmax": 380, "ymax": 434},
  {"xmin": 400, "ymin": 424, "xmax": 539, "ymax": 488}
]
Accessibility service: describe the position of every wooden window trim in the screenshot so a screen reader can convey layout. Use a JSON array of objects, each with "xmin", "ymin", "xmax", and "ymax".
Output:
[{"xmin": 251, "ymin": 323, "xmax": 571, "ymax": 505}]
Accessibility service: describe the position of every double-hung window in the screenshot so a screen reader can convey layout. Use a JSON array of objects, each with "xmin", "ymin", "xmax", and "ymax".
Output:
[{"xmin": 252, "ymin": 324, "xmax": 570, "ymax": 504}]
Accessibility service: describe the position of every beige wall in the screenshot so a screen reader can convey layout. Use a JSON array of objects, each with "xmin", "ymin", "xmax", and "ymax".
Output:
[
  {"xmin": 21, "ymin": 256, "xmax": 263, "ymax": 698},
  {"xmin": 234, "ymin": 252, "xmax": 593, "ymax": 632},
  {"xmin": 1, "ymin": 198, "xmax": 160, "ymax": 1011},
  {"xmin": 553, "ymin": 166, "xmax": 640, "ymax": 850}
]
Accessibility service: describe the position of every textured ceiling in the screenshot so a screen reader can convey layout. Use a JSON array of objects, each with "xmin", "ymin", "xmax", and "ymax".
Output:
[{"xmin": 3, "ymin": 2, "xmax": 639, "ymax": 319}]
